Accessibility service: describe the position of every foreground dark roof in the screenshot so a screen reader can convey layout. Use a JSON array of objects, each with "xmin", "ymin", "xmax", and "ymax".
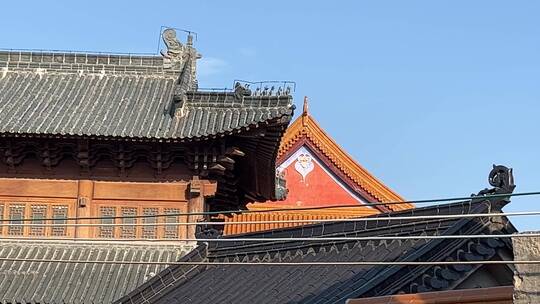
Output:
[
  {"xmin": 0, "ymin": 50, "xmax": 293, "ymax": 140},
  {"xmin": 0, "ymin": 240, "xmax": 194, "ymax": 304},
  {"xmin": 119, "ymin": 195, "xmax": 516, "ymax": 303}
]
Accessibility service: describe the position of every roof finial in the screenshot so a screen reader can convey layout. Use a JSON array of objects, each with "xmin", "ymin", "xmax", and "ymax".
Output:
[
  {"xmin": 187, "ymin": 33, "xmax": 193, "ymax": 47},
  {"xmin": 302, "ymin": 96, "xmax": 309, "ymax": 126}
]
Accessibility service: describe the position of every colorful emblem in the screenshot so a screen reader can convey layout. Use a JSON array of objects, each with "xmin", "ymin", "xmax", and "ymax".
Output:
[{"xmin": 294, "ymin": 153, "xmax": 314, "ymax": 180}]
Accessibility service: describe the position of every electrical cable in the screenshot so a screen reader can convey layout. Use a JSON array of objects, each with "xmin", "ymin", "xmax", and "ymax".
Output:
[
  {"xmin": 1, "ymin": 232, "xmax": 540, "ymax": 243},
  {"xmin": 0, "ymin": 258, "xmax": 538, "ymax": 266},
  {"xmin": 1, "ymin": 191, "xmax": 537, "ymax": 223},
  {"xmin": 2, "ymin": 210, "xmax": 538, "ymax": 226}
]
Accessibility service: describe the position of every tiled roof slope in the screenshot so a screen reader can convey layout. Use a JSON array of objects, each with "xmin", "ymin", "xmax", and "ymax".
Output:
[
  {"xmin": 222, "ymin": 203, "xmax": 379, "ymax": 235},
  {"xmin": 118, "ymin": 195, "xmax": 516, "ymax": 304},
  {"xmin": 0, "ymin": 51, "xmax": 293, "ymax": 140},
  {"xmin": 278, "ymin": 97, "xmax": 410, "ymax": 210},
  {"xmin": 0, "ymin": 240, "xmax": 195, "ymax": 304}
]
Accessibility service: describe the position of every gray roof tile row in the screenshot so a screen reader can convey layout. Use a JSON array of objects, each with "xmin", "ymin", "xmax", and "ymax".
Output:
[
  {"xmin": 0, "ymin": 51, "xmax": 293, "ymax": 140},
  {"xmin": 0, "ymin": 240, "xmax": 194, "ymax": 304}
]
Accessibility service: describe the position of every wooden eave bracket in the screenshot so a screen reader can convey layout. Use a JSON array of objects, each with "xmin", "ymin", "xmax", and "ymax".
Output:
[{"xmin": 189, "ymin": 176, "xmax": 217, "ymax": 198}]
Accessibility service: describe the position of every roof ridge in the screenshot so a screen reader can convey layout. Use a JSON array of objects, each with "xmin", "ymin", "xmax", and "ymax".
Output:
[
  {"xmin": 219, "ymin": 198, "xmax": 496, "ymax": 239},
  {"xmin": 184, "ymin": 92, "xmax": 293, "ymax": 109},
  {"xmin": 209, "ymin": 200, "xmax": 492, "ymax": 257},
  {"xmin": 0, "ymin": 50, "xmax": 169, "ymax": 67},
  {"xmin": 0, "ymin": 50, "xmax": 180, "ymax": 77},
  {"xmin": 0, "ymin": 48, "xmax": 158, "ymax": 56},
  {"xmin": 0, "ymin": 49, "xmax": 163, "ymax": 60}
]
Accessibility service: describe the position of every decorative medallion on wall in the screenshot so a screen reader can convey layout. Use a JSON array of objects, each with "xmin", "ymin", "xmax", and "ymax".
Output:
[{"xmin": 295, "ymin": 153, "xmax": 314, "ymax": 180}]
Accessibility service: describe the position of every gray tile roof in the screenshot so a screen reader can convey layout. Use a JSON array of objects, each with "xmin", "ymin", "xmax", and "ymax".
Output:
[
  {"xmin": 0, "ymin": 51, "xmax": 293, "ymax": 140},
  {"xmin": 0, "ymin": 239, "xmax": 195, "ymax": 304},
  {"xmin": 118, "ymin": 198, "xmax": 516, "ymax": 304}
]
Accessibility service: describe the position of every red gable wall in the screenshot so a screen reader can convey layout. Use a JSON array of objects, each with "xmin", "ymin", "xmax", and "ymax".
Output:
[{"xmin": 277, "ymin": 146, "xmax": 367, "ymax": 207}]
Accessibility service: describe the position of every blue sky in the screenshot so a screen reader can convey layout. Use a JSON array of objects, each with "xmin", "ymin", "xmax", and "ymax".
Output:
[{"xmin": 1, "ymin": 1, "xmax": 539, "ymax": 230}]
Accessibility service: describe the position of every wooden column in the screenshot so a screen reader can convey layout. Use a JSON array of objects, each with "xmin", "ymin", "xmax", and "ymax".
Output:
[
  {"xmin": 75, "ymin": 180, "xmax": 94, "ymax": 238},
  {"xmin": 186, "ymin": 177, "xmax": 217, "ymax": 239}
]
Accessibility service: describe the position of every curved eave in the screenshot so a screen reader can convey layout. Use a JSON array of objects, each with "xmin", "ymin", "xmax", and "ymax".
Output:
[
  {"xmin": 0, "ymin": 111, "xmax": 292, "ymax": 143},
  {"xmin": 238, "ymin": 113, "xmax": 294, "ymax": 202},
  {"xmin": 278, "ymin": 114, "xmax": 413, "ymax": 211}
]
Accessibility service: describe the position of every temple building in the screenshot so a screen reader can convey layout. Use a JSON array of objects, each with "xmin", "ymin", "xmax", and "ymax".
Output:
[
  {"xmin": 0, "ymin": 29, "xmax": 523, "ymax": 304},
  {"xmin": 223, "ymin": 97, "xmax": 414, "ymax": 234},
  {"xmin": 0, "ymin": 28, "xmax": 293, "ymax": 302}
]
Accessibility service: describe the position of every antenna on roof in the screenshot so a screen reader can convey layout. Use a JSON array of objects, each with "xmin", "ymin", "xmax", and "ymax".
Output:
[{"xmin": 155, "ymin": 25, "xmax": 198, "ymax": 55}]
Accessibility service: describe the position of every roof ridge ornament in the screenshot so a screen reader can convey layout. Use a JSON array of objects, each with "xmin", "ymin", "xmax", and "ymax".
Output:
[
  {"xmin": 235, "ymin": 80, "xmax": 295, "ymax": 98},
  {"xmin": 473, "ymin": 164, "xmax": 516, "ymax": 206},
  {"xmin": 488, "ymin": 165, "xmax": 515, "ymax": 192},
  {"xmin": 234, "ymin": 82, "xmax": 252, "ymax": 98},
  {"xmin": 161, "ymin": 28, "xmax": 201, "ymax": 70},
  {"xmin": 301, "ymin": 96, "xmax": 309, "ymax": 127},
  {"xmin": 161, "ymin": 28, "xmax": 185, "ymax": 59},
  {"xmin": 161, "ymin": 28, "xmax": 202, "ymax": 117},
  {"xmin": 481, "ymin": 165, "xmax": 516, "ymax": 195}
]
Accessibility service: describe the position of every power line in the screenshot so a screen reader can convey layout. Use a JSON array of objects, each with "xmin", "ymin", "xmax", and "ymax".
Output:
[
  {"xmin": 2, "ymin": 233, "xmax": 540, "ymax": 243},
  {"xmin": 2, "ymin": 210, "xmax": 538, "ymax": 226},
  {"xmin": 2, "ymin": 191, "xmax": 537, "ymax": 223},
  {"xmin": 202, "ymin": 211, "xmax": 540, "ymax": 225},
  {"xmin": 0, "ymin": 257, "xmax": 538, "ymax": 266}
]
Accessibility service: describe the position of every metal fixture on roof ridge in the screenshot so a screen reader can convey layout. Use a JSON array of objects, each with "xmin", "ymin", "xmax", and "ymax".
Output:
[{"xmin": 233, "ymin": 80, "xmax": 296, "ymax": 97}]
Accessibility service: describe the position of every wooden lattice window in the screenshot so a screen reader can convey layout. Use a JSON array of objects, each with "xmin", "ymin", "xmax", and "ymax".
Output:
[
  {"xmin": 121, "ymin": 207, "xmax": 137, "ymax": 238},
  {"xmin": 164, "ymin": 208, "xmax": 180, "ymax": 239},
  {"xmin": 30, "ymin": 205, "xmax": 47, "ymax": 236},
  {"xmin": 99, "ymin": 206, "xmax": 116, "ymax": 238},
  {"xmin": 95, "ymin": 205, "xmax": 185, "ymax": 239},
  {"xmin": 8, "ymin": 205, "xmax": 25, "ymax": 236},
  {"xmin": 51, "ymin": 205, "xmax": 68, "ymax": 237},
  {"xmin": 142, "ymin": 208, "xmax": 158, "ymax": 239},
  {"xmin": 0, "ymin": 203, "xmax": 70, "ymax": 237}
]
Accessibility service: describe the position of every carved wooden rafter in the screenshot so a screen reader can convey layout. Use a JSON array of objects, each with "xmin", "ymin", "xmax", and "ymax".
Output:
[
  {"xmin": 0, "ymin": 138, "xmax": 188, "ymax": 177},
  {"xmin": 77, "ymin": 139, "xmax": 90, "ymax": 172},
  {"xmin": 184, "ymin": 140, "xmax": 249, "ymax": 212}
]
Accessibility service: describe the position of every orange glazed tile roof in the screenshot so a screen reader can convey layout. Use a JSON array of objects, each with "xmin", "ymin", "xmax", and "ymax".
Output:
[
  {"xmin": 278, "ymin": 97, "xmax": 413, "ymax": 211},
  {"xmin": 221, "ymin": 203, "xmax": 379, "ymax": 235}
]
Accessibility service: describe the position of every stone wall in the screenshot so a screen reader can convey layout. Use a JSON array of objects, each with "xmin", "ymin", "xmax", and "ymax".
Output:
[{"xmin": 513, "ymin": 232, "xmax": 540, "ymax": 303}]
